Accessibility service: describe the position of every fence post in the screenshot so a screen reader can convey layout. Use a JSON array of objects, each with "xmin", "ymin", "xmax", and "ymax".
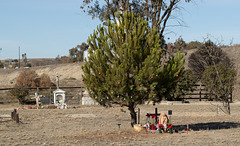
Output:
[
  {"xmin": 37, "ymin": 87, "xmax": 39, "ymax": 95},
  {"xmin": 199, "ymin": 84, "xmax": 202, "ymax": 101},
  {"xmin": 155, "ymin": 108, "xmax": 158, "ymax": 124},
  {"xmin": 13, "ymin": 109, "xmax": 17, "ymax": 121},
  {"xmin": 81, "ymin": 87, "xmax": 83, "ymax": 104},
  {"xmin": 49, "ymin": 87, "xmax": 52, "ymax": 104},
  {"xmin": 138, "ymin": 108, "xmax": 140, "ymax": 124},
  {"xmin": 11, "ymin": 111, "xmax": 14, "ymax": 120},
  {"xmin": 16, "ymin": 114, "xmax": 19, "ymax": 123}
]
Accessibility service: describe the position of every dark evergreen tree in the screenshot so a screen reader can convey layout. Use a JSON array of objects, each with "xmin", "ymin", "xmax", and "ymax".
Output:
[
  {"xmin": 202, "ymin": 65, "xmax": 236, "ymax": 114},
  {"xmin": 166, "ymin": 69, "xmax": 197, "ymax": 101},
  {"xmin": 82, "ymin": 12, "xmax": 185, "ymax": 126},
  {"xmin": 188, "ymin": 40, "xmax": 232, "ymax": 80}
]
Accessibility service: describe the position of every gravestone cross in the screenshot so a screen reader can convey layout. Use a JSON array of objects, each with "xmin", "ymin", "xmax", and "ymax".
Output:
[{"xmin": 148, "ymin": 108, "xmax": 160, "ymax": 124}]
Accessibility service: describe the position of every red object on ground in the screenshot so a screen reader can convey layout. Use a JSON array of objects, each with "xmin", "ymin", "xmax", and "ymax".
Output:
[
  {"xmin": 167, "ymin": 124, "xmax": 173, "ymax": 129},
  {"xmin": 121, "ymin": 105, "xmax": 123, "ymax": 107},
  {"xmin": 99, "ymin": 72, "xmax": 101, "ymax": 75},
  {"xmin": 150, "ymin": 124, "xmax": 157, "ymax": 130},
  {"xmin": 82, "ymin": 79, "xmax": 84, "ymax": 81},
  {"xmin": 176, "ymin": 75, "xmax": 179, "ymax": 77}
]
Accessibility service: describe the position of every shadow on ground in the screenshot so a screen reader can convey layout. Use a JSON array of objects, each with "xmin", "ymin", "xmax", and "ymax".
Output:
[{"xmin": 173, "ymin": 122, "xmax": 240, "ymax": 131}]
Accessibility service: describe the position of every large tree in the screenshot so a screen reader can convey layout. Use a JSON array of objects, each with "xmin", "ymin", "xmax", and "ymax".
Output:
[
  {"xmin": 188, "ymin": 40, "xmax": 235, "ymax": 114},
  {"xmin": 82, "ymin": 12, "xmax": 184, "ymax": 126},
  {"xmin": 202, "ymin": 65, "xmax": 236, "ymax": 114},
  {"xmin": 188, "ymin": 40, "xmax": 232, "ymax": 80},
  {"xmin": 81, "ymin": 0, "xmax": 191, "ymax": 38}
]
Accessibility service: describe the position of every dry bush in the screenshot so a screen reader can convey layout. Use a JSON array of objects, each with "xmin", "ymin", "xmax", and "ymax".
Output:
[
  {"xmin": 10, "ymin": 70, "xmax": 54, "ymax": 104},
  {"xmin": 14, "ymin": 70, "xmax": 38, "ymax": 88},
  {"xmin": 39, "ymin": 73, "xmax": 53, "ymax": 87}
]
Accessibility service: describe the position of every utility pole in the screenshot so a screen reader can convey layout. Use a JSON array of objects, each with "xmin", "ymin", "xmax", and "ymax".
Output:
[{"xmin": 18, "ymin": 46, "xmax": 20, "ymax": 68}]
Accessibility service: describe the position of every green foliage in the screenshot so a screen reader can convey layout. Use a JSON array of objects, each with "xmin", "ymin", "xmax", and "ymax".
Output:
[
  {"xmin": 202, "ymin": 65, "xmax": 236, "ymax": 101},
  {"xmin": 82, "ymin": 12, "xmax": 185, "ymax": 124},
  {"xmin": 0, "ymin": 61, "xmax": 3, "ymax": 68},
  {"xmin": 186, "ymin": 41, "xmax": 203, "ymax": 50},
  {"xmin": 25, "ymin": 63, "xmax": 32, "ymax": 67},
  {"xmin": 188, "ymin": 40, "xmax": 232, "ymax": 80},
  {"xmin": 9, "ymin": 88, "xmax": 29, "ymax": 104},
  {"xmin": 166, "ymin": 70, "xmax": 197, "ymax": 101}
]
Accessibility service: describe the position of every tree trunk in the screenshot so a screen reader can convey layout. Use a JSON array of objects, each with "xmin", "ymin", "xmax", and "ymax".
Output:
[
  {"xmin": 227, "ymin": 100, "xmax": 231, "ymax": 115},
  {"xmin": 225, "ymin": 98, "xmax": 231, "ymax": 115},
  {"xmin": 128, "ymin": 105, "xmax": 136, "ymax": 127},
  {"xmin": 222, "ymin": 97, "xmax": 231, "ymax": 115}
]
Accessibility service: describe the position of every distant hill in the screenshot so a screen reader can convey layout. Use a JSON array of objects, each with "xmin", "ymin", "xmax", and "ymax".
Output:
[
  {"xmin": 0, "ymin": 62, "xmax": 84, "ymax": 88},
  {"xmin": 0, "ymin": 45, "xmax": 239, "ymax": 101}
]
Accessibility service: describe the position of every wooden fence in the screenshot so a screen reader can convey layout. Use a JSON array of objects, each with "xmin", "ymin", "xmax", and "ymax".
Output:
[
  {"xmin": 181, "ymin": 84, "xmax": 233, "ymax": 102},
  {"xmin": 0, "ymin": 84, "xmax": 233, "ymax": 103},
  {"xmin": 0, "ymin": 86, "xmax": 84, "ymax": 104}
]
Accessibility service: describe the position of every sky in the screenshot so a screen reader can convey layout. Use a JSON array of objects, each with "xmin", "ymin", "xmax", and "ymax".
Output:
[{"xmin": 0, "ymin": 0, "xmax": 239, "ymax": 60}]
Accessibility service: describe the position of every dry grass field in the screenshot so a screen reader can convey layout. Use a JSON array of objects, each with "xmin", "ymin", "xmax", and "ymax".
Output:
[
  {"xmin": 1, "ymin": 46, "xmax": 240, "ymax": 145},
  {"xmin": 1, "ymin": 102, "xmax": 240, "ymax": 145}
]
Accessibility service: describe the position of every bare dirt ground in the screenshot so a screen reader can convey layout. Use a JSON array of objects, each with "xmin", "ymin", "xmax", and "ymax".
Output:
[{"xmin": 1, "ymin": 102, "xmax": 240, "ymax": 146}]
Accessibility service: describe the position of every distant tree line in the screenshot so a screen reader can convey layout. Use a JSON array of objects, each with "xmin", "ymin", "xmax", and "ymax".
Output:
[
  {"xmin": 69, "ymin": 42, "xmax": 89, "ymax": 62},
  {"xmin": 55, "ymin": 42, "xmax": 89, "ymax": 64}
]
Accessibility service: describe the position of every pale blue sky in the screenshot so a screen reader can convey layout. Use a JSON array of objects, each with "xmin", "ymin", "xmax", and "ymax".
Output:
[{"xmin": 0, "ymin": 0, "xmax": 239, "ymax": 59}]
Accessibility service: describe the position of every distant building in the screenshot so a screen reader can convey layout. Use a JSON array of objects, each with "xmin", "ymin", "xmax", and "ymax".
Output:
[{"xmin": 2, "ymin": 59, "xmax": 18, "ymax": 69}]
